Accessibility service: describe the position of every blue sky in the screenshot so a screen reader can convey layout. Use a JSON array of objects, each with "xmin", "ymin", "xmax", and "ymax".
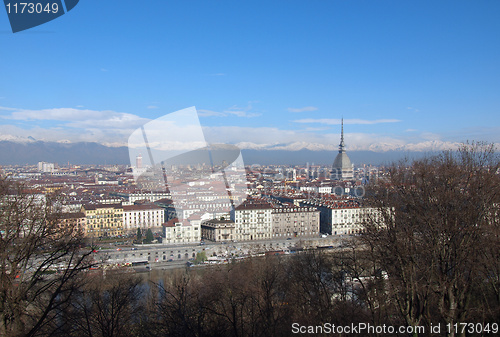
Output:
[{"xmin": 1, "ymin": 0, "xmax": 499, "ymax": 152}]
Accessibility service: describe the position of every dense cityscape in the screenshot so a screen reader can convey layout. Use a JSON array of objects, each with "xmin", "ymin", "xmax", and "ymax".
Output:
[
  {"xmin": 1, "ymin": 124, "xmax": 383, "ymax": 268},
  {"xmin": 2, "ymin": 129, "xmax": 499, "ymax": 337}
]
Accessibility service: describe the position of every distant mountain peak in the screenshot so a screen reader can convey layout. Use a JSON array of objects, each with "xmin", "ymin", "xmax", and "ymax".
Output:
[{"xmin": 0, "ymin": 134, "xmax": 36, "ymax": 143}]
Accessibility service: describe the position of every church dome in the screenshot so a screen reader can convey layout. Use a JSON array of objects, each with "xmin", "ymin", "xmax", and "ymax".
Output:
[{"xmin": 333, "ymin": 152, "xmax": 352, "ymax": 171}]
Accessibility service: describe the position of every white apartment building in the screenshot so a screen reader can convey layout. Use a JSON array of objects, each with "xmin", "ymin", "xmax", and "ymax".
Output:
[
  {"xmin": 123, "ymin": 204, "xmax": 165, "ymax": 232},
  {"xmin": 127, "ymin": 192, "xmax": 171, "ymax": 203},
  {"xmin": 230, "ymin": 199, "xmax": 273, "ymax": 241},
  {"xmin": 163, "ymin": 217, "xmax": 201, "ymax": 244},
  {"xmin": 38, "ymin": 162, "xmax": 55, "ymax": 173},
  {"xmin": 164, "ymin": 202, "xmax": 201, "ymax": 221},
  {"xmin": 329, "ymin": 206, "xmax": 374, "ymax": 235},
  {"xmin": 301, "ymin": 199, "xmax": 380, "ymax": 235},
  {"xmin": 163, "ymin": 197, "xmax": 232, "ymax": 221}
]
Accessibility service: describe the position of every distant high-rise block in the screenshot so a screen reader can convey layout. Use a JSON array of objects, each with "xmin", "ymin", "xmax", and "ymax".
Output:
[{"xmin": 38, "ymin": 161, "xmax": 55, "ymax": 173}]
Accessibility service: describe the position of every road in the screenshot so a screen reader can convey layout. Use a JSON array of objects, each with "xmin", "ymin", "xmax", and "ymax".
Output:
[{"xmin": 93, "ymin": 235, "xmax": 347, "ymax": 268}]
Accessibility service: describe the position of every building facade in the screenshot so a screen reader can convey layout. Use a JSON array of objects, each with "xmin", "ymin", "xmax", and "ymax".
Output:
[
  {"xmin": 271, "ymin": 206, "xmax": 320, "ymax": 238},
  {"xmin": 201, "ymin": 219, "xmax": 236, "ymax": 242},
  {"xmin": 82, "ymin": 203, "xmax": 124, "ymax": 237},
  {"xmin": 38, "ymin": 161, "xmax": 55, "ymax": 173},
  {"xmin": 59, "ymin": 212, "xmax": 86, "ymax": 235},
  {"xmin": 163, "ymin": 217, "xmax": 201, "ymax": 244},
  {"xmin": 112, "ymin": 191, "xmax": 171, "ymax": 204},
  {"xmin": 300, "ymin": 199, "xmax": 383, "ymax": 235},
  {"xmin": 231, "ymin": 199, "xmax": 273, "ymax": 241},
  {"xmin": 123, "ymin": 204, "xmax": 165, "ymax": 232}
]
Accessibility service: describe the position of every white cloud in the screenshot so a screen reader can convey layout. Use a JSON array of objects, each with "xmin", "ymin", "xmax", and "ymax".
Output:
[
  {"xmin": 226, "ymin": 110, "xmax": 261, "ymax": 118},
  {"xmin": 0, "ymin": 124, "xmax": 128, "ymax": 146},
  {"xmin": 0, "ymin": 106, "xmax": 151, "ymax": 146},
  {"xmin": 225, "ymin": 103, "xmax": 261, "ymax": 118},
  {"xmin": 293, "ymin": 118, "xmax": 401, "ymax": 125},
  {"xmin": 198, "ymin": 103, "xmax": 261, "ymax": 118},
  {"xmin": 147, "ymin": 105, "xmax": 159, "ymax": 109},
  {"xmin": 198, "ymin": 109, "xmax": 226, "ymax": 117},
  {"xmin": 420, "ymin": 132, "xmax": 442, "ymax": 141},
  {"xmin": 203, "ymin": 126, "xmax": 301, "ymax": 145},
  {"xmin": 303, "ymin": 127, "xmax": 331, "ymax": 132},
  {"xmin": 2, "ymin": 107, "xmax": 149, "ymax": 129},
  {"xmin": 287, "ymin": 106, "xmax": 318, "ymax": 113},
  {"xmin": 0, "ymin": 106, "xmax": 16, "ymax": 111}
]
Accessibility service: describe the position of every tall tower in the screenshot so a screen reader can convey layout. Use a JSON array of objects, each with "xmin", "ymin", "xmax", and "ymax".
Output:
[
  {"xmin": 332, "ymin": 118, "xmax": 354, "ymax": 180},
  {"xmin": 136, "ymin": 154, "xmax": 143, "ymax": 168}
]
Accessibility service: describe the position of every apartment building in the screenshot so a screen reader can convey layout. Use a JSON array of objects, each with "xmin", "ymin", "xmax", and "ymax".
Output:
[
  {"xmin": 201, "ymin": 219, "xmax": 236, "ymax": 242},
  {"xmin": 163, "ymin": 216, "xmax": 201, "ymax": 244},
  {"xmin": 231, "ymin": 198, "xmax": 273, "ymax": 241},
  {"xmin": 58, "ymin": 211, "xmax": 86, "ymax": 235},
  {"xmin": 271, "ymin": 206, "xmax": 320, "ymax": 238},
  {"xmin": 81, "ymin": 203, "xmax": 124, "ymax": 237},
  {"xmin": 300, "ymin": 199, "xmax": 381, "ymax": 235},
  {"xmin": 123, "ymin": 204, "xmax": 165, "ymax": 233}
]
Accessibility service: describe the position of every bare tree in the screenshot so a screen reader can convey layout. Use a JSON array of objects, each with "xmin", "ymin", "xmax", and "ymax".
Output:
[
  {"xmin": 362, "ymin": 142, "xmax": 500, "ymax": 336},
  {"xmin": 332, "ymin": 238, "xmax": 397, "ymax": 332},
  {"xmin": 61, "ymin": 271, "xmax": 144, "ymax": 337},
  {"xmin": 153, "ymin": 269, "xmax": 209, "ymax": 337},
  {"xmin": 249, "ymin": 256, "xmax": 292, "ymax": 337},
  {"xmin": 286, "ymin": 250, "xmax": 338, "ymax": 325},
  {"xmin": 0, "ymin": 178, "xmax": 93, "ymax": 336}
]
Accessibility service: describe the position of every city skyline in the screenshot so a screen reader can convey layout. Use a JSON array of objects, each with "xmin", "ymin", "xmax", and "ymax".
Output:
[{"xmin": 1, "ymin": 0, "xmax": 499, "ymax": 155}]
